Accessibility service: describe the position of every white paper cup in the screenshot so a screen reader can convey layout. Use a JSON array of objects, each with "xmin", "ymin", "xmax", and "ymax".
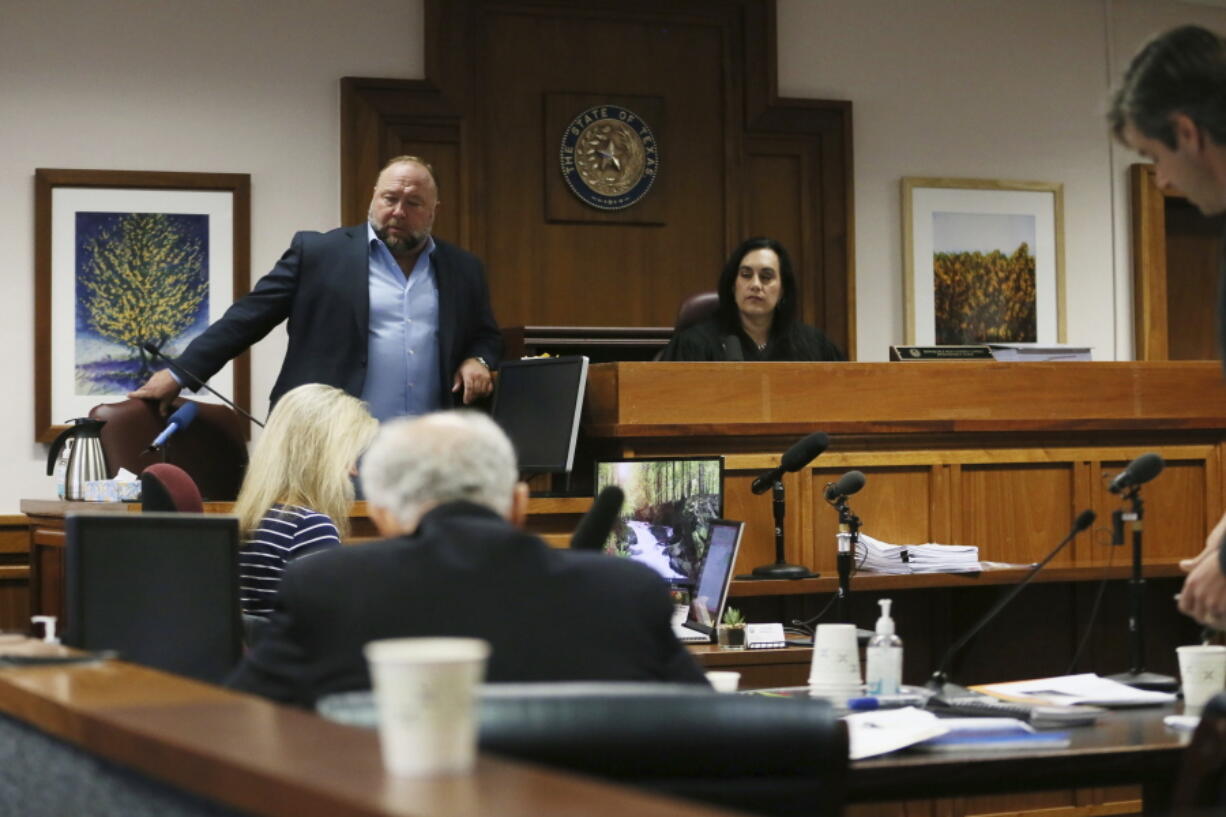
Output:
[
  {"xmin": 364, "ymin": 637, "xmax": 490, "ymax": 776},
  {"xmin": 706, "ymin": 670, "xmax": 741, "ymax": 693},
  {"xmin": 809, "ymin": 623, "xmax": 861, "ymax": 688},
  {"xmin": 1178, "ymin": 644, "xmax": 1226, "ymax": 715}
]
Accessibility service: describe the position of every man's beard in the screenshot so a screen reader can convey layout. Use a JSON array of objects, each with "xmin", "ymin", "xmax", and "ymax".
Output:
[{"xmin": 371, "ymin": 218, "xmax": 429, "ymax": 257}]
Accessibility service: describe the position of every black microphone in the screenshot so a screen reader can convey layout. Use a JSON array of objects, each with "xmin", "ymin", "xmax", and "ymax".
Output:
[
  {"xmin": 824, "ymin": 470, "xmax": 866, "ymax": 503},
  {"xmin": 751, "ymin": 432, "xmax": 829, "ymax": 494},
  {"xmin": 928, "ymin": 509, "xmax": 1096, "ymax": 691},
  {"xmin": 148, "ymin": 401, "xmax": 198, "ymax": 450},
  {"xmin": 571, "ymin": 486, "xmax": 625, "ymax": 551},
  {"xmin": 1108, "ymin": 453, "xmax": 1164, "ymax": 495},
  {"xmin": 142, "ymin": 342, "xmax": 265, "ymax": 428}
]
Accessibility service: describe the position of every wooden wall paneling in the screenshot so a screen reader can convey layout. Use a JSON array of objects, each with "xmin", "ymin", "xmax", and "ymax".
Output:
[
  {"xmin": 476, "ymin": 5, "xmax": 731, "ymax": 328},
  {"xmin": 722, "ymin": 471, "xmax": 781, "ymax": 574},
  {"xmin": 340, "ymin": 2, "xmax": 854, "ymax": 353},
  {"xmin": 742, "ymin": 2, "xmax": 854, "ymax": 357},
  {"xmin": 1165, "ymin": 197, "xmax": 1224, "ymax": 360},
  {"xmin": 0, "ymin": 516, "xmax": 30, "ymax": 633},
  {"xmin": 1132, "ymin": 164, "xmax": 1169, "ymax": 361},
  {"xmin": 960, "ymin": 464, "xmax": 1076, "ymax": 566},
  {"xmin": 339, "ymin": 79, "xmax": 465, "ymax": 242}
]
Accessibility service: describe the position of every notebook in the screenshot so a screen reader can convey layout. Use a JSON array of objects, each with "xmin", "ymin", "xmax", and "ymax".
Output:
[{"xmin": 670, "ymin": 519, "xmax": 743, "ymax": 643}]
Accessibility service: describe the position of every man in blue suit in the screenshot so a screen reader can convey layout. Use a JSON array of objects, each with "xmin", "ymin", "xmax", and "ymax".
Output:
[{"xmin": 130, "ymin": 156, "xmax": 502, "ymax": 422}]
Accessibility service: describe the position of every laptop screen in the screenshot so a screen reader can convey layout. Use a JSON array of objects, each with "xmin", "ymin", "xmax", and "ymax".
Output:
[{"xmin": 686, "ymin": 519, "xmax": 743, "ymax": 632}]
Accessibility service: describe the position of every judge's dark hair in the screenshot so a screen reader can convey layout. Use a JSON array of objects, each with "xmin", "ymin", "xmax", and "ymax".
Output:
[
  {"xmin": 1108, "ymin": 25, "xmax": 1226, "ymax": 149},
  {"xmin": 717, "ymin": 237, "xmax": 798, "ymax": 333}
]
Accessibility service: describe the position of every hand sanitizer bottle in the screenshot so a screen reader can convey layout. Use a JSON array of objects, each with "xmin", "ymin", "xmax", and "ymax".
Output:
[{"xmin": 866, "ymin": 598, "xmax": 903, "ymax": 695}]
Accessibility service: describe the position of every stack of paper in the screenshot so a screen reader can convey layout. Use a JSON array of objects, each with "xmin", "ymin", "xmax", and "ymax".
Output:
[
  {"xmin": 855, "ymin": 532, "xmax": 981, "ymax": 575},
  {"xmin": 986, "ymin": 343, "xmax": 1093, "ymax": 362},
  {"xmin": 971, "ymin": 673, "xmax": 1177, "ymax": 707}
]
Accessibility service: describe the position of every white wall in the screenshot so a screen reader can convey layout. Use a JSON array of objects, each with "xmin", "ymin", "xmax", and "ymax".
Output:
[
  {"xmin": 4, "ymin": 0, "xmax": 1226, "ymax": 512},
  {"xmin": 0, "ymin": 0, "xmax": 424, "ymax": 512},
  {"xmin": 777, "ymin": 0, "xmax": 1226, "ymax": 362}
]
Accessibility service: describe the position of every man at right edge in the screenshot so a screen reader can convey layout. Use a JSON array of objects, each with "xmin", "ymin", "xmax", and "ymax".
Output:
[{"xmin": 1111, "ymin": 25, "xmax": 1226, "ymax": 628}]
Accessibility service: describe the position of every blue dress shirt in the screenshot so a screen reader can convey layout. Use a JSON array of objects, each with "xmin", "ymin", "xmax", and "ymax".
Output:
[{"xmin": 361, "ymin": 224, "xmax": 441, "ymax": 422}]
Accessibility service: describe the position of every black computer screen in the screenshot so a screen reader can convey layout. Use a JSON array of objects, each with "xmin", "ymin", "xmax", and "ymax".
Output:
[
  {"xmin": 491, "ymin": 356, "xmax": 589, "ymax": 474},
  {"xmin": 65, "ymin": 512, "xmax": 242, "ymax": 683}
]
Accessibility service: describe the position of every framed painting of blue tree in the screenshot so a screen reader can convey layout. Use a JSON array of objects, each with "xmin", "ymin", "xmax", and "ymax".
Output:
[{"xmin": 34, "ymin": 169, "xmax": 250, "ymax": 441}]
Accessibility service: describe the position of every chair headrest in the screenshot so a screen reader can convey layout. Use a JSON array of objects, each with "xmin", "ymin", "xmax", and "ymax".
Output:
[{"xmin": 140, "ymin": 463, "xmax": 204, "ymax": 513}]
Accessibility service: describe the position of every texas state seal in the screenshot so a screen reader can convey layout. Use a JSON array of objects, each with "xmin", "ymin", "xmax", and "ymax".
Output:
[{"xmin": 559, "ymin": 104, "xmax": 659, "ymax": 210}]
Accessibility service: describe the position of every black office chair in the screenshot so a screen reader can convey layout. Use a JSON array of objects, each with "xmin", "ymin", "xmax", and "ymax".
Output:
[
  {"xmin": 654, "ymin": 291, "xmax": 720, "ymax": 360},
  {"xmin": 317, "ymin": 681, "xmax": 847, "ymax": 815},
  {"xmin": 478, "ymin": 683, "xmax": 847, "ymax": 816}
]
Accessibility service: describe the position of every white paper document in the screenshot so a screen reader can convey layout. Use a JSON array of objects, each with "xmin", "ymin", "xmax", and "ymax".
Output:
[
  {"xmin": 854, "ymin": 532, "xmax": 981, "ymax": 575},
  {"xmin": 972, "ymin": 673, "xmax": 1176, "ymax": 707},
  {"xmin": 842, "ymin": 706, "xmax": 949, "ymax": 759}
]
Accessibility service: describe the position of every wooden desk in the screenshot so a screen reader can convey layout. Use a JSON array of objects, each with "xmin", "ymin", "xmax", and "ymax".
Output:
[
  {"xmin": 0, "ymin": 645, "xmax": 746, "ymax": 817},
  {"xmin": 849, "ymin": 705, "xmax": 1190, "ymax": 814}
]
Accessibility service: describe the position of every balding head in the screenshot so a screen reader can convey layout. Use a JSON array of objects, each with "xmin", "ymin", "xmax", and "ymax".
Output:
[
  {"xmin": 361, "ymin": 411, "xmax": 524, "ymax": 534},
  {"xmin": 368, "ymin": 156, "xmax": 440, "ymax": 258}
]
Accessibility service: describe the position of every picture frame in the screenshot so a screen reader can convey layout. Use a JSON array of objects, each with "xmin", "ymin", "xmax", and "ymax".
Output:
[
  {"xmin": 902, "ymin": 177, "xmax": 1065, "ymax": 346},
  {"xmin": 34, "ymin": 169, "xmax": 251, "ymax": 442}
]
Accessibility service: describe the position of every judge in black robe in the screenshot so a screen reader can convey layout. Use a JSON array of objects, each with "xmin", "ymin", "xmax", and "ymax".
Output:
[{"xmin": 660, "ymin": 237, "xmax": 844, "ymax": 362}]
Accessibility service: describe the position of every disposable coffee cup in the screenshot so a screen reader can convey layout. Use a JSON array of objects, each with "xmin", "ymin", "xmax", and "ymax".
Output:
[
  {"xmin": 706, "ymin": 670, "xmax": 741, "ymax": 693},
  {"xmin": 364, "ymin": 637, "xmax": 490, "ymax": 776},
  {"xmin": 808, "ymin": 623, "xmax": 862, "ymax": 688},
  {"xmin": 1178, "ymin": 644, "xmax": 1226, "ymax": 715}
]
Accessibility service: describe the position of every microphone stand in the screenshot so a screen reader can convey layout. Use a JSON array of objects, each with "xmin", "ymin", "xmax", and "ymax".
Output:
[
  {"xmin": 927, "ymin": 510, "xmax": 1094, "ymax": 696},
  {"xmin": 1106, "ymin": 486, "xmax": 1177, "ymax": 691},
  {"xmin": 751, "ymin": 481, "xmax": 816, "ymax": 579},
  {"xmin": 833, "ymin": 497, "xmax": 860, "ymax": 622}
]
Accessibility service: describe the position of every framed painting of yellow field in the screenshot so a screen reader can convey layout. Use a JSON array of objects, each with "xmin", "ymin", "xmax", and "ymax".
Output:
[{"xmin": 902, "ymin": 177, "xmax": 1065, "ymax": 346}]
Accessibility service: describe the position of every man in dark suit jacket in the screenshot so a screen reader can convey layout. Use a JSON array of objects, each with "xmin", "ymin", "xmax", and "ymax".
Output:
[
  {"xmin": 227, "ymin": 410, "xmax": 709, "ymax": 708},
  {"xmin": 130, "ymin": 156, "xmax": 501, "ymax": 419}
]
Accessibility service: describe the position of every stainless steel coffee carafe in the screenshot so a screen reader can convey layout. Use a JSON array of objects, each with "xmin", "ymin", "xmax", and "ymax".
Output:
[{"xmin": 46, "ymin": 418, "xmax": 108, "ymax": 501}]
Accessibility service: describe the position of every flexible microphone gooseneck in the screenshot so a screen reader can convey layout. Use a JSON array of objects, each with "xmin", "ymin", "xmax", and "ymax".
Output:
[
  {"xmin": 927, "ymin": 509, "xmax": 1096, "ymax": 692},
  {"xmin": 142, "ymin": 342, "xmax": 265, "ymax": 428},
  {"xmin": 571, "ymin": 486, "xmax": 625, "ymax": 551},
  {"xmin": 750, "ymin": 432, "xmax": 829, "ymax": 495}
]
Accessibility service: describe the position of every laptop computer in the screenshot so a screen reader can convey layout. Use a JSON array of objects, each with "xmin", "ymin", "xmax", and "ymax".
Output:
[{"xmin": 670, "ymin": 519, "xmax": 744, "ymax": 643}]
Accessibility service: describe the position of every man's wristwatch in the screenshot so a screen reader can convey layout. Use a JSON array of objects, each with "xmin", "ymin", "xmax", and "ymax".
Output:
[{"xmin": 473, "ymin": 356, "xmax": 491, "ymax": 370}]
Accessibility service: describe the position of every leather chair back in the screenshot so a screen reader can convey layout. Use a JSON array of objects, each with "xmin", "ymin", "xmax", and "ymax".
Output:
[
  {"xmin": 90, "ymin": 398, "xmax": 248, "ymax": 501},
  {"xmin": 674, "ymin": 291, "xmax": 720, "ymax": 332}
]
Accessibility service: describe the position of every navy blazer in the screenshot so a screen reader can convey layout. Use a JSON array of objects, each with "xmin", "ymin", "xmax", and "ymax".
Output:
[
  {"xmin": 227, "ymin": 502, "xmax": 709, "ymax": 707},
  {"xmin": 175, "ymin": 225, "xmax": 502, "ymax": 408}
]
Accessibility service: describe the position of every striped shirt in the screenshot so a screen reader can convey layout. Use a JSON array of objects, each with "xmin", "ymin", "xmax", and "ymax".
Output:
[{"xmin": 240, "ymin": 504, "xmax": 341, "ymax": 616}]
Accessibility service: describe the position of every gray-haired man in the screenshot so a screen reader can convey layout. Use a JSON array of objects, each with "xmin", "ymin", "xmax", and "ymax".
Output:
[{"xmin": 228, "ymin": 411, "xmax": 707, "ymax": 707}]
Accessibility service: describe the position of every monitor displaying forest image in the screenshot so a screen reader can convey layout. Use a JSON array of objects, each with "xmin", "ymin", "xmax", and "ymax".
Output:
[{"xmin": 594, "ymin": 457, "xmax": 724, "ymax": 586}]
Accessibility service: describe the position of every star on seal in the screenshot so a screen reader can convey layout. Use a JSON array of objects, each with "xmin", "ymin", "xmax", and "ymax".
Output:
[{"xmin": 560, "ymin": 104, "xmax": 658, "ymax": 210}]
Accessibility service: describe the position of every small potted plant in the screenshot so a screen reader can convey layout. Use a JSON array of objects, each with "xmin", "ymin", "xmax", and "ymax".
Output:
[{"xmin": 717, "ymin": 606, "xmax": 747, "ymax": 650}]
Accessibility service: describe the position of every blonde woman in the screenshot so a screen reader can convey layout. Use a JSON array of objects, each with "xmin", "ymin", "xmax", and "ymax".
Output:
[{"xmin": 235, "ymin": 384, "xmax": 378, "ymax": 618}]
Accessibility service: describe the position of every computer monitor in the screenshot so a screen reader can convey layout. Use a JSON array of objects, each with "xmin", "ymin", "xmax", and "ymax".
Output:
[
  {"xmin": 491, "ymin": 355, "xmax": 589, "ymax": 475},
  {"xmin": 594, "ymin": 456, "xmax": 724, "ymax": 585},
  {"xmin": 64, "ymin": 512, "xmax": 242, "ymax": 684}
]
